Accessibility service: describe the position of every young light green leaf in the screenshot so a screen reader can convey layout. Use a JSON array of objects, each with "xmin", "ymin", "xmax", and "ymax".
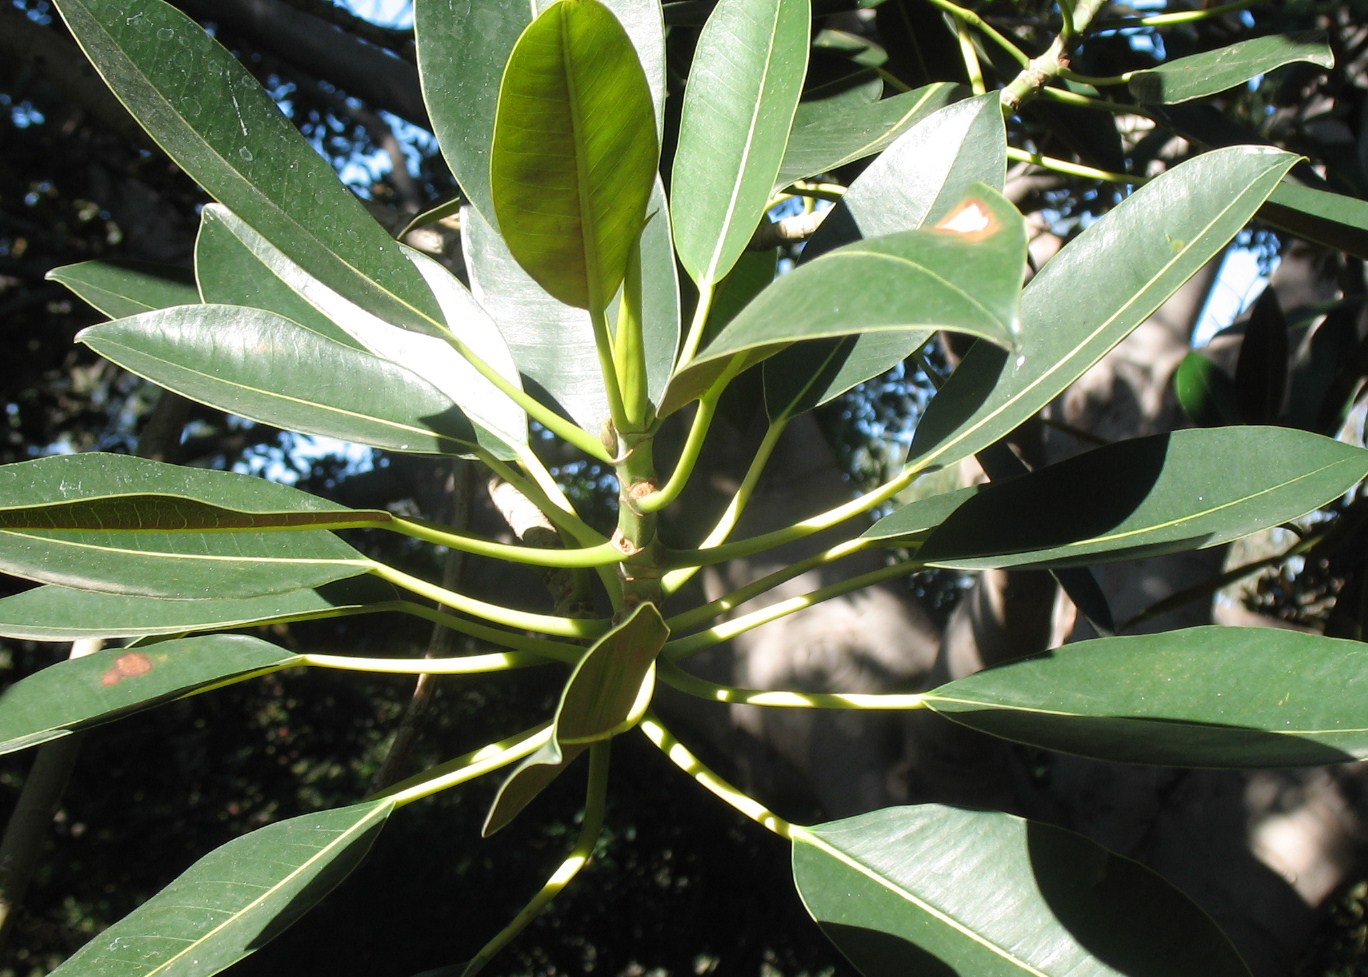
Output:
[
  {"xmin": 50, "ymin": 0, "xmax": 444, "ymax": 336},
  {"xmin": 1130, "ymin": 31, "xmax": 1332, "ymax": 105},
  {"xmin": 490, "ymin": 0, "xmax": 659, "ymax": 312},
  {"xmin": 0, "ymin": 634, "xmax": 300, "ymax": 754},
  {"xmin": 924, "ymin": 627, "xmax": 1368, "ymax": 767},
  {"xmin": 906, "ymin": 146, "xmax": 1299, "ymax": 476},
  {"xmin": 794, "ymin": 806, "xmax": 1251, "ymax": 977},
  {"xmin": 484, "ymin": 603, "xmax": 667, "ymax": 835},
  {"xmin": 47, "ymin": 259, "xmax": 197, "ymax": 318},
  {"xmin": 187, "ymin": 207, "xmax": 528, "ymax": 458},
  {"xmin": 79, "ymin": 305, "xmax": 493, "ymax": 456},
  {"xmin": 913, "ymin": 427, "xmax": 1368, "ymax": 569},
  {"xmin": 775, "ymin": 82, "xmax": 962, "ymax": 190},
  {"xmin": 662, "ymin": 187, "xmax": 1024, "ymax": 416},
  {"xmin": 416, "ymin": 0, "xmax": 665, "ymax": 227},
  {"xmin": 670, "ymin": 0, "xmax": 810, "ymax": 285},
  {"xmin": 0, "ymin": 578, "xmax": 399, "ymax": 641},
  {"xmin": 802, "ymin": 92, "xmax": 1007, "ymax": 261},
  {"xmin": 51, "ymin": 798, "xmax": 395, "ymax": 977}
]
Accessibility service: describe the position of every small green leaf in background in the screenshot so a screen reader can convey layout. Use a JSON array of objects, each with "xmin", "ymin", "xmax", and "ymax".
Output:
[
  {"xmin": 794, "ymin": 805, "xmax": 1251, "ymax": 977},
  {"xmin": 923, "ymin": 627, "xmax": 1368, "ymax": 767},
  {"xmin": 906, "ymin": 146, "xmax": 1299, "ymax": 476},
  {"xmin": 1261, "ymin": 180, "xmax": 1368, "ymax": 262},
  {"xmin": 1174, "ymin": 351, "xmax": 1242, "ymax": 428},
  {"xmin": 1234, "ymin": 287, "xmax": 1289, "ymax": 424},
  {"xmin": 0, "ymin": 578, "xmax": 398, "ymax": 642},
  {"xmin": 1130, "ymin": 31, "xmax": 1333, "ymax": 105},
  {"xmin": 662, "ymin": 186, "xmax": 1024, "ymax": 415},
  {"xmin": 51, "ymin": 798, "xmax": 394, "ymax": 977},
  {"xmin": 47, "ymin": 259, "xmax": 197, "ymax": 318},
  {"xmin": 490, "ymin": 0, "xmax": 658, "ymax": 312},
  {"xmin": 913, "ymin": 427, "xmax": 1368, "ymax": 569},
  {"xmin": 0, "ymin": 635, "xmax": 300, "ymax": 755},
  {"xmin": 670, "ymin": 0, "xmax": 810, "ymax": 285},
  {"xmin": 50, "ymin": 0, "xmax": 444, "ymax": 335},
  {"xmin": 483, "ymin": 738, "xmax": 586, "ymax": 837}
]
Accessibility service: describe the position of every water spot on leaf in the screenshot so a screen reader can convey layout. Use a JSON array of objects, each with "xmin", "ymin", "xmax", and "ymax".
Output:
[{"xmin": 101, "ymin": 652, "xmax": 154, "ymax": 687}]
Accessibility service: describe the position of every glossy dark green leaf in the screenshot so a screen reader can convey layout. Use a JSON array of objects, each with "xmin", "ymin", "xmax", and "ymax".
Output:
[
  {"xmin": 51, "ymin": 798, "xmax": 394, "ymax": 977},
  {"xmin": 416, "ymin": 0, "xmax": 665, "ymax": 227},
  {"xmin": 915, "ymin": 427, "xmax": 1368, "ymax": 570},
  {"xmin": 1287, "ymin": 301, "xmax": 1366, "ymax": 432},
  {"xmin": 195, "ymin": 204, "xmax": 360, "ymax": 348},
  {"xmin": 803, "ymin": 92, "xmax": 1006, "ymax": 261},
  {"xmin": 663, "ymin": 188, "xmax": 1024, "ymax": 415},
  {"xmin": 80, "ymin": 306, "xmax": 491, "ymax": 456},
  {"xmin": 0, "ymin": 635, "xmax": 300, "ymax": 755},
  {"xmin": 860, "ymin": 486, "xmax": 977, "ymax": 542},
  {"xmin": 1260, "ymin": 181, "xmax": 1368, "ymax": 261},
  {"xmin": 0, "ymin": 578, "xmax": 399, "ymax": 641},
  {"xmin": 47, "ymin": 259, "xmax": 197, "ymax": 318},
  {"xmin": 775, "ymin": 82, "xmax": 962, "ymax": 190},
  {"xmin": 184, "ymin": 207, "xmax": 528, "ymax": 458},
  {"xmin": 925, "ymin": 627, "xmax": 1368, "ymax": 766},
  {"xmin": 1234, "ymin": 287, "xmax": 1288, "ymax": 424},
  {"xmin": 906, "ymin": 147, "xmax": 1298, "ymax": 477},
  {"xmin": 1130, "ymin": 31, "xmax": 1332, "ymax": 105},
  {"xmin": 0, "ymin": 524, "xmax": 368, "ymax": 599},
  {"xmin": 0, "ymin": 452, "xmax": 383, "ymax": 530},
  {"xmin": 670, "ymin": 0, "xmax": 809, "ymax": 285},
  {"xmin": 1174, "ymin": 352, "xmax": 1241, "ymax": 428},
  {"xmin": 50, "ymin": 0, "xmax": 444, "ymax": 336},
  {"xmin": 490, "ymin": 0, "xmax": 658, "ymax": 312},
  {"xmin": 794, "ymin": 806, "xmax": 1250, "ymax": 977}
]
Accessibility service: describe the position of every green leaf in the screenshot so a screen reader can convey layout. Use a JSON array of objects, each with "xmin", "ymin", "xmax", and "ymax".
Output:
[
  {"xmin": 1174, "ymin": 352, "xmax": 1242, "ymax": 428},
  {"xmin": 51, "ymin": 798, "xmax": 394, "ymax": 977},
  {"xmin": 775, "ymin": 82, "xmax": 962, "ymax": 190},
  {"xmin": 802, "ymin": 92, "xmax": 1007, "ymax": 260},
  {"xmin": 670, "ymin": 0, "xmax": 810, "ymax": 285},
  {"xmin": 906, "ymin": 146, "xmax": 1299, "ymax": 476},
  {"xmin": 49, "ymin": 0, "xmax": 444, "ymax": 336},
  {"xmin": 484, "ymin": 603, "xmax": 667, "ymax": 835},
  {"xmin": 662, "ymin": 187, "xmax": 1024, "ymax": 416},
  {"xmin": 924, "ymin": 627, "xmax": 1368, "ymax": 766},
  {"xmin": 79, "ymin": 305, "xmax": 492, "ymax": 456},
  {"xmin": 0, "ymin": 452, "xmax": 383, "ymax": 530},
  {"xmin": 1130, "ymin": 31, "xmax": 1333, "ymax": 105},
  {"xmin": 1234, "ymin": 287, "xmax": 1288, "ymax": 424},
  {"xmin": 860, "ymin": 486, "xmax": 976, "ymax": 542},
  {"xmin": 185, "ymin": 207, "xmax": 528, "ymax": 458},
  {"xmin": 0, "ymin": 634, "xmax": 299, "ymax": 754},
  {"xmin": 416, "ymin": 0, "xmax": 665, "ymax": 227},
  {"xmin": 1260, "ymin": 181, "xmax": 1368, "ymax": 262},
  {"xmin": 913, "ymin": 427, "xmax": 1368, "ymax": 570},
  {"xmin": 794, "ymin": 806, "xmax": 1251, "ymax": 977},
  {"xmin": 47, "ymin": 259, "xmax": 197, "ymax": 318},
  {"xmin": 465, "ymin": 179, "xmax": 680, "ymax": 430},
  {"xmin": 0, "ymin": 578, "xmax": 399, "ymax": 641},
  {"xmin": 490, "ymin": 0, "xmax": 659, "ymax": 312},
  {"xmin": 195, "ymin": 205, "xmax": 361, "ymax": 348}
]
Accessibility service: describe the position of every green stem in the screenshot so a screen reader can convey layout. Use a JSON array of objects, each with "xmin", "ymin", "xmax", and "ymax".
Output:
[
  {"xmin": 1126, "ymin": 0, "xmax": 1259, "ymax": 27},
  {"xmin": 1000, "ymin": 0, "xmax": 1109, "ymax": 113},
  {"xmin": 480, "ymin": 451, "xmax": 606, "ymax": 549},
  {"xmin": 391, "ymin": 516, "xmax": 625, "ymax": 568},
  {"xmin": 658, "ymin": 659, "xmax": 926, "ymax": 710},
  {"xmin": 639, "ymin": 714, "xmax": 793, "ymax": 839},
  {"xmin": 300, "ymin": 648, "xmax": 565, "ymax": 673},
  {"xmin": 954, "ymin": 15, "xmax": 987, "ymax": 95},
  {"xmin": 676, "ymin": 279, "xmax": 716, "ymax": 369},
  {"xmin": 590, "ymin": 304, "xmax": 631, "ymax": 439},
  {"xmin": 635, "ymin": 389, "xmax": 722, "ymax": 514},
  {"xmin": 1035, "ymin": 85, "xmax": 1147, "ymax": 117},
  {"xmin": 462, "ymin": 742, "xmax": 610, "ymax": 977},
  {"xmin": 1006, "ymin": 146, "xmax": 1140, "ymax": 185},
  {"xmin": 666, "ymin": 535, "xmax": 869, "ymax": 633},
  {"xmin": 661, "ymin": 415, "xmax": 790, "ymax": 596},
  {"xmin": 398, "ymin": 602, "xmax": 586, "ymax": 658},
  {"xmin": 922, "ymin": 0, "xmax": 1031, "ymax": 69},
  {"xmin": 664, "ymin": 558, "xmax": 923, "ymax": 661},
  {"xmin": 379, "ymin": 725, "xmax": 552, "ymax": 805},
  {"xmin": 371, "ymin": 562, "xmax": 609, "ymax": 639}
]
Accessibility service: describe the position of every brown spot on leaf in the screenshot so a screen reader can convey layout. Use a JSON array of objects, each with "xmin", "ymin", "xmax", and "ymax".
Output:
[
  {"xmin": 934, "ymin": 198, "xmax": 1000, "ymax": 240},
  {"xmin": 101, "ymin": 652, "xmax": 154, "ymax": 687}
]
